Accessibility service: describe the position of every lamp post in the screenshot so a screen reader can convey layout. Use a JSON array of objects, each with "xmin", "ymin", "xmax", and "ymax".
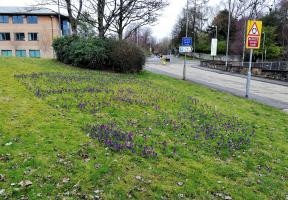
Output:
[
  {"xmin": 212, "ymin": 25, "xmax": 217, "ymax": 62},
  {"xmin": 183, "ymin": 0, "xmax": 189, "ymax": 80},
  {"xmin": 262, "ymin": 32, "xmax": 266, "ymax": 62},
  {"xmin": 242, "ymin": 19, "xmax": 247, "ymax": 66},
  {"xmin": 225, "ymin": 0, "xmax": 231, "ymax": 67},
  {"xmin": 213, "ymin": 25, "xmax": 218, "ymax": 39}
]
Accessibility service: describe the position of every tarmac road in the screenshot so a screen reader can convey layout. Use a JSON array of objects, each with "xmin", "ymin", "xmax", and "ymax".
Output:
[{"xmin": 145, "ymin": 56, "xmax": 288, "ymax": 111}]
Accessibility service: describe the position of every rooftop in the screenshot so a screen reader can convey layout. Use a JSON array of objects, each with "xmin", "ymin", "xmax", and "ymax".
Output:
[{"xmin": 0, "ymin": 6, "xmax": 62, "ymax": 16}]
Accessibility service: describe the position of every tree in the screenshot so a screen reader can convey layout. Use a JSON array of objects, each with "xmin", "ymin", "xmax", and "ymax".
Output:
[
  {"xmin": 85, "ymin": 0, "xmax": 119, "ymax": 37},
  {"xmin": 110, "ymin": 0, "xmax": 168, "ymax": 40},
  {"xmin": 36, "ymin": 0, "xmax": 84, "ymax": 35},
  {"xmin": 154, "ymin": 37, "xmax": 171, "ymax": 55},
  {"xmin": 212, "ymin": 9, "xmax": 237, "ymax": 40},
  {"xmin": 77, "ymin": 11, "xmax": 97, "ymax": 37},
  {"xmin": 171, "ymin": 0, "xmax": 210, "ymax": 51},
  {"xmin": 276, "ymin": 0, "xmax": 288, "ymax": 47}
]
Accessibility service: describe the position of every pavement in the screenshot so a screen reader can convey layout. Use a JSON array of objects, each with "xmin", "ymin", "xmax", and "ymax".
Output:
[{"xmin": 145, "ymin": 56, "xmax": 288, "ymax": 111}]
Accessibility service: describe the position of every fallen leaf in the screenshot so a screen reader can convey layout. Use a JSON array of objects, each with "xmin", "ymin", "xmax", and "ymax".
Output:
[
  {"xmin": 0, "ymin": 189, "xmax": 5, "ymax": 195},
  {"xmin": 0, "ymin": 174, "xmax": 4, "ymax": 182},
  {"xmin": 5, "ymin": 142, "xmax": 12, "ymax": 146},
  {"xmin": 177, "ymin": 182, "xmax": 184, "ymax": 186},
  {"xmin": 18, "ymin": 180, "xmax": 33, "ymax": 187},
  {"xmin": 62, "ymin": 177, "xmax": 70, "ymax": 183},
  {"xmin": 135, "ymin": 176, "xmax": 143, "ymax": 181}
]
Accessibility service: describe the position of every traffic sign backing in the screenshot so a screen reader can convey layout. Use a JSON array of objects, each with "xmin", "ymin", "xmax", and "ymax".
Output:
[
  {"xmin": 182, "ymin": 37, "xmax": 192, "ymax": 46},
  {"xmin": 179, "ymin": 46, "xmax": 192, "ymax": 53},
  {"xmin": 246, "ymin": 20, "xmax": 262, "ymax": 49}
]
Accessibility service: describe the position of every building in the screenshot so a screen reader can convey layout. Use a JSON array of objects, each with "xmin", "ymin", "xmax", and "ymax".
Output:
[{"xmin": 0, "ymin": 7, "xmax": 70, "ymax": 58}]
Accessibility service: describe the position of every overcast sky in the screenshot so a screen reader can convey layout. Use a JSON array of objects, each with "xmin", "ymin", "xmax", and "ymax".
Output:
[{"xmin": 0, "ymin": 0, "xmax": 222, "ymax": 40}]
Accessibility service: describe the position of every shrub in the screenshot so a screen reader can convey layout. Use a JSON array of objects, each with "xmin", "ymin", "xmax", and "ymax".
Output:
[
  {"xmin": 53, "ymin": 36, "xmax": 78, "ymax": 64},
  {"xmin": 52, "ymin": 36, "xmax": 145, "ymax": 73},
  {"xmin": 108, "ymin": 40, "xmax": 145, "ymax": 73}
]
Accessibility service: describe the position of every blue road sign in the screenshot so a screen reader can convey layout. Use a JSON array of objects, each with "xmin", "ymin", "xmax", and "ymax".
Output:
[{"xmin": 182, "ymin": 37, "xmax": 192, "ymax": 46}]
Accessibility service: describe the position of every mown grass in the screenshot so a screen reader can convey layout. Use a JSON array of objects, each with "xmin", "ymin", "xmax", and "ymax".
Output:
[{"xmin": 0, "ymin": 57, "xmax": 287, "ymax": 200}]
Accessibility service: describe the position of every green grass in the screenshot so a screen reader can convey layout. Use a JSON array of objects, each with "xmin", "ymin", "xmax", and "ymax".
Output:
[{"xmin": 0, "ymin": 57, "xmax": 287, "ymax": 199}]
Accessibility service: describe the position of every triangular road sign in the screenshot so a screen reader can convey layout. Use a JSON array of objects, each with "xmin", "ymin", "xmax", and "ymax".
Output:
[{"xmin": 248, "ymin": 22, "xmax": 260, "ymax": 36}]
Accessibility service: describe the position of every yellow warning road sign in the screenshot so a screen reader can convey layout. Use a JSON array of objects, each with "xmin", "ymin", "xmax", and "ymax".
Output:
[{"xmin": 246, "ymin": 20, "xmax": 262, "ymax": 49}]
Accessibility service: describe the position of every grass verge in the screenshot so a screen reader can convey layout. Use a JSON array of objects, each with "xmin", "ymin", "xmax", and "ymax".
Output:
[{"xmin": 0, "ymin": 57, "xmax": 287, "ymax": 199}]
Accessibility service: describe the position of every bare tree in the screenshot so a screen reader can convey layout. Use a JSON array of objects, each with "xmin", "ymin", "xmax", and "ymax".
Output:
[
  {"xmin": 224, "ymin": 0, "xmax": 271, "ymax": 19},
  {"xmin": 110, "ymin": 0, "xmax": 168, "ymax": 40},
  {"xmin": 84, "ymin": 0, "xmax": 119, "ymax": 37},
  {"xmin": 36, "ymin": 0, "xmax": 84, "ymax": 35}
]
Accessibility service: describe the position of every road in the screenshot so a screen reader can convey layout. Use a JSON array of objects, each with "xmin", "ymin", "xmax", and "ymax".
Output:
[{"xmin": 145, "ymin": 56, "xmax": 288, "ymax": 111}]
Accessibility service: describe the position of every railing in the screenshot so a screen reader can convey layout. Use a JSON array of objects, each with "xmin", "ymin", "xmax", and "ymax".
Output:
[{"xmin": 231, "ymin": 61, "xmax": 288, "ymax": 71}]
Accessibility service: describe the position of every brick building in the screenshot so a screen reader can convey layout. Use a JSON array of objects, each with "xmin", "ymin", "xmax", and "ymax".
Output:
[{"xmin": 0, "ymin": 7, "xmax": 70, "ymax": 58}]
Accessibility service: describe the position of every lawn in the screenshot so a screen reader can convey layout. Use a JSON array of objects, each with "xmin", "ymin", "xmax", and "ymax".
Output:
[{"xmin": 0, "ymin": 57, "xmax": 287, "ymax": 199}]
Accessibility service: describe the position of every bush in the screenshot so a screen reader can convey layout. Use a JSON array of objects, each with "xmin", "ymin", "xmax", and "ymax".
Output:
[
  {"xmin": 52, "ymin": 36, "xmax": 145, "ymax": 73},
  {"xmin": 108, "ymin": 40, "xmax": 145, "ymax": 73}
]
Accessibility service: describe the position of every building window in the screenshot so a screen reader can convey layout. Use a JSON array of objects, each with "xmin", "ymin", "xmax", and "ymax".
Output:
[
  {"xmin": 0, "ymin": 15, "xmax": 9, "ymax": 23},
  {"xmin": 1, "ymin": 50, "xmax": 12, "ymax": 57},
  {"xmin": 62, "ymin": 20, "xmax": 70, "ymax": 36},
  {"xmin": 29, "ymin": 50, "xmax": 40, "ymax": 58},
  {"xmin": 27, "ymin": 16, "xmax": 38, "ymax": 24},
  {"xmin": 28, "ymin": 33, "xmax": 38, "ymax": 41},
  {"xmin": 15, "ymin": 33, "xmax": 25, "ymax": 41},
  {"xmin": 12, "ymin": 16, "xmax": 24, "ymax": 24},
  {"xmin": 0, "ymin": 33, "xmax": 11, "ymax": 41},
  {"xmin": 16, "ymin": 50, "xmax": 26, "ymax": 57}
]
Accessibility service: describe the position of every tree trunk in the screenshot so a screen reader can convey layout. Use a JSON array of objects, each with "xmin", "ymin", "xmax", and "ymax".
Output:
[
  {"xmin": 118, "ymin": 29, "xmax": 123, "ymax": 40},
  {"xmin": 66, "ymin": 0, "xmax": 78, "ymax": 35},
  {"xmin": 117, "ymin": 0, "xmax": 124, "ymax": 40},
  {"xmin": 71, "ymin": 19, "xmax": 78, "ymax": 35},
  {"xmin": 97, "ymin": 0, "xmax": 105, "ymax": 37}
]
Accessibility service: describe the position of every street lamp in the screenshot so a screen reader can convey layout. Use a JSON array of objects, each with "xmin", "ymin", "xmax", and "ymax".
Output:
[
  {"xmin": 262, "ymin": 32, "xmax": 266, "ymax": 63},
  {"xmin": 211, "ymin": 25, "xmax": 218, "ymax": 62},
  {"xmin": 183, "ymin": 0, "xmax": 189, "ymax": 80},
  {"xmin": 212, "ymin": 25, "xmax": 217, "ymax": 39},
  {"xmin": 225, "ymin": 0, "xmax": 231, "ymax": 67}
]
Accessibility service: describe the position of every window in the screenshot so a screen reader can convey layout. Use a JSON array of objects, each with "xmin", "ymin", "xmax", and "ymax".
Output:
[
  {"xmin": 16, "ymin": 50, "xmax": 26, "ymax": 57},
  {"xmin": 62, "ymin": 20, "xmax": 70, "ymax": 36},
  {"xmin": 12, "ymin": 16, "xmax": 24, "ymax": 24},
  {"xmin": 0, "ymin": 15, "xmax": 9, "ymax": 23},
  {"xmin": 1, "ymin": 50, "xmax": 12, "ymax": 57},
  {"xmin": 0, "ymin": 33, "xmax": 10, "ymax": 41},
  {"xmin": 15, "ymin": 33, "xmax": 25, "ymax": 41},
  {"xmin": 29, "ymin": 50, "xmax": 40, "ymax": 58},
  {"xmin": 27, "ymin": 16, "xmax": 38, "ymax": 24},
  {"xmin": 28, "ymin": 33, "xmax": 38, "ymax": 41}
]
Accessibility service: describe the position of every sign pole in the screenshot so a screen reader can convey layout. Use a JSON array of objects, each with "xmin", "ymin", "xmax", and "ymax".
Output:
[
  {"xmin": 245, "ymin": 48, "xmax": 253, "ymax": 98},
  {"xmin": 245, "ymin": 19, "xmax": 262, "ymax": 98},
  {"xmin": 183, "ymin": 0, "xmax": 189, "ymax": 80}
]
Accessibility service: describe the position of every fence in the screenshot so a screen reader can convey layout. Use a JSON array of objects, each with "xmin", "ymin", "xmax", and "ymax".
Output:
[
  {"xmin": 232, "ymin": 61, "xmax": 288, "ymax": 71},
  {"xmin": 188, "ymin": 52, "xmax": 242, "ymax": 62}
]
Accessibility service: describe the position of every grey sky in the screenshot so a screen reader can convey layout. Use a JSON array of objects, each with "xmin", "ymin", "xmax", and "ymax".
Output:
[{"xmin": 0, "ymin": 0, "xmax": 222, "ymax": 40}]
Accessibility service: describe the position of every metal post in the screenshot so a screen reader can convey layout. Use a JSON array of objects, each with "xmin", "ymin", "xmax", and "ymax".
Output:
[
  {"xmin": 136, "ymin": 28, "xmax": 139, "ymax": 46},
  {"xmin": 242, "ymin": 20, "xmax": 247, "ymax": 66},
  {"xmin": 183, "ymin": 0, "xmax": 189, "ymax": 80},
  {"xmin": 58, "ymin": 0, "xmax": 61, "ymax": 36},
  {"xmin": 225, "ymin": 0, "xmax": 231, "ymax": 67},
  {"xmin": 193, "ymin": 0, "xmax": 196, "ymax": 54},
  {"xmin": 262, "ymin": 32, "xmax": 266, "ymax": 65},
  {"xmin": 245, "ymin": 49, "xmax": 253, "ymax": 98}
]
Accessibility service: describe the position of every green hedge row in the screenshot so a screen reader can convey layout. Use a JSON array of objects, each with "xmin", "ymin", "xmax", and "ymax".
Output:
[{"xmin": 52, "ymin": 36, "xmax": 145, "ymax": 73}]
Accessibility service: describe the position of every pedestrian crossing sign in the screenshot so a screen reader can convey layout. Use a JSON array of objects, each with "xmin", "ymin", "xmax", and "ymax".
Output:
[{"xmin": 246, "ymin": 20, "xmax": 262, "ymax": 49}]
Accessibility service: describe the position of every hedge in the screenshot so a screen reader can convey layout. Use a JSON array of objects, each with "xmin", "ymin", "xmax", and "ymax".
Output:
[{"xmin": 53, "ymin": 36, "xmax": 145, "ymax": 73}]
